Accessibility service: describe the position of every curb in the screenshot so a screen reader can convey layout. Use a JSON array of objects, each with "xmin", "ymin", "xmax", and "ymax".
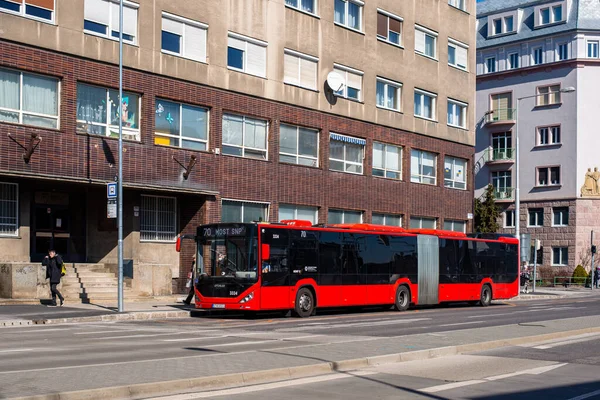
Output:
[
  {"xmin": 9, "ymin": 325, "xmax": 600, "ymax": 400},
  {"xmin": 0, "ymin": 310, "xmax": 191, "ymax": 327}
]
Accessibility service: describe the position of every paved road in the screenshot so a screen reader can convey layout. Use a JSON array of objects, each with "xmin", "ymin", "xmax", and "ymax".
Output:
[
  {"xmin": 154, "ymin": 336, "xmax": 600, "ymax": 400},
  {"xmin": 1, "ymin": 297, "xmax": 599, "ymax": 398}
]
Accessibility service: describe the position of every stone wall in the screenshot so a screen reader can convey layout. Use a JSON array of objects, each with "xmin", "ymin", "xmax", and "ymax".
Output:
[
  {"xmin": 0, "ymin": 263, "xmax": 50, "ymax": 299},
  {"xmin": 575, "ymin": 199, "xmax": 600, "ymax": 273}
]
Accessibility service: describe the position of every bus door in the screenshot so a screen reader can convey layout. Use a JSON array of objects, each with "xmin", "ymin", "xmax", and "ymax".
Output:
[
  {"xmin": 288, "ymin": 230, "xmax": 319, "ymax": 307},
  {"xmin": 260, "ymin": 228, "xmax": 292, "ymax": 310},
  {"xmin": 317, "ymin": 232, "xmax": 342, "ymax": 307},
  {"xmin": 341, "ymin": 233, "xmax": 366, "ymax": 306},
  {"xmin": 438, "ymin": 239, "xmax": 461, "ymax": 302},
  {"xmin": 417, "ymin": 235, "xmax": 439, "ymax": 305}
]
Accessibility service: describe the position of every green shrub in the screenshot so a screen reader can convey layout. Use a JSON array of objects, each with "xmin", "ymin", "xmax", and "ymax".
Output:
[{"xmin": 572, "ymin": 265, "xmax": 588, "ymax": 285}]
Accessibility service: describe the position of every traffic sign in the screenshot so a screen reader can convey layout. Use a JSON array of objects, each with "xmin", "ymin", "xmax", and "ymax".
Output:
[{"xmin": 107, "ymin": 182, "xmax": 117, "ymax": 199}]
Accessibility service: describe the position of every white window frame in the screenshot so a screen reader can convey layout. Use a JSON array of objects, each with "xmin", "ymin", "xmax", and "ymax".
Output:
[
  {"xmin": 222, "ymin": 199, "xmax": 269, "ymax": 223},
  {"xmin": 376, "ymin": 77, "xmax": 402, "ymax": 112},
  {"xmin": 587, "ymin": 41, "xmax": 599, "ymax": 59},
  {"xmin": 527, "ymin": 208, "xmax": 544, "ymax": 227},
  {"xmin": 447, "ymin": 98, "xmax": 468, "ymax": 129},
  {"xmin": 372, "ymin": 213, "xmax": 402, "ymax": 227},
  {"xmin": 537, "ymin": 125, "xmax": 561, "ymax": 146},
  {"xmin": 0, "ymin": 182, "xmax": 18, "ymax": 237},
  {"xmin": 83, "ymin": 0, "xmax": 139, "ymax": 45},
  {"xmin": 161, "ymin": 12, "xmax": 208, "ymax": 63},
  {"xmin": 140, "ymin": 195, "xmax": 177, "ymax": 242},
  {"xmin": 414, "ymin": 89, "xmax": 437, "ymax": 121},
  {"xmin": 333, "ymin": 63, "xmax": 363, "ymax": 101},
  {"xmin": 448, "ymin": 0, "xmax": 466, "ymax": 12},
  {"xmin": 222, "ymin": 113, "xmax": 269, "ymax": 160},
  {"xmin": 552, "ymin": 247, "xmax": 568, "ymax": 266},
  {"xmin": 411, "ymin": 149, "xmax": 437, "ymax": 185},
  {"xmin": 535, "ymin": 1, "xmax": 565, "ymax": 27},
  {"xmin": 0, "ymin": 0, "xmax": 55, "ymax": 23},
  {"xmin": 508, "ymin": 52, "xmax": 519, "ymax": 69},
  {"xmin": 504, "ymin": 210, "xmax": 515, "ymax": 228},
  {"xmin": 415, "ymin": 24, "xmax": 438, "ymax": 60},
  {"xmin": 279, "ymin": 204, "xmax": 318, "ymax": 224},
  {"xmin": 532, "ymin": 46, "xmax": 544, "ymax": 65},
  {"xmin": 372, "ymin": 141, "xmax": 402, "ymax": 180},
  {"xmin": 227, "ymin": 32, "xmax": 268, "ymax": 78},
  {"xmin": 552, "ymin": 207, "xmax": 569, "ymax": 227},
  {"xmin": 279, "ymin": 123, "xmax": 319, "ymax": 167},
  {"xmin": 328, "ymin": 209, "xmax": 363, "ymax": 224},
  {"xmin": 154, "ymin": 99, "xmax": 209, "ymax": 151},
  {"xmin": 329, "ymin": 133, "xmax": 365, "ymax": 175},
  {"xmin": 485, "ymin": 57, "xmax": 496, "ymax": 73},
  {"xmin": 443, "ymin": 219, "xmax": 466, "ymax": 233},
  {"xmin": 410, "ymin": 216, "xmax": 437, "ymax": 229},
  {"xmin": 448, "ymin": 38, "xmax": 468, "ymax": 71},
  {"xmin": 376, "ymin": 8, "xmax": 403, "ymax": 47},
  {"xmin": 283, "ymin": 49, "xmax": 318, "ymax": 91},
  {"xmin": 492, "ymin": 18, "xmax": 502, "ymax": 35},
  {"xmin": 536, "ymin": 84, "xmax": 561, "ymax": 106},
  {"xmin": 444, "ymin": 156, "xmax": 467, "ymax": 190},
  {"xmin": 76, "ymin": 83, "xmax": 141, "ymax": 141},
  {"xmin": 556, "ymin": 42, "xmax": 568, "ymax": 61},
  {"xmin": 333, "ymin": 0, "xmax": 364, "ymax": 33},
  {"xmin": 0, "ymin": 67, "xmax": 60, "ymax": 130},
  {"xmin": 536, "ymin": 166, "xmax": 561, "ymax": 187},
  {"xmin": 284, "ymin": 0, "xmax": 318, "ymax": 16}
]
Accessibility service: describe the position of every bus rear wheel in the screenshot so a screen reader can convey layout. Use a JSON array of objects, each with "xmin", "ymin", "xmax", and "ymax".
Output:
[
  {"xmin": 394, "ymin": 285, "xmax": 410, "ymax": 311},
  {"xmin": 480, "ymin": 285, "xmax": 492, "ymax": 307},
  {"xmin": 294, "ymin": 287, "xmax": 314, "ymax": 318}
]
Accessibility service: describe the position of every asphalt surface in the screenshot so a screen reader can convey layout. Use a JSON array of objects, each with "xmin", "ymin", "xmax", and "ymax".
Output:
[{"xmin": 0, "ymin": 297, "xmax": 599, "ymax": 398}]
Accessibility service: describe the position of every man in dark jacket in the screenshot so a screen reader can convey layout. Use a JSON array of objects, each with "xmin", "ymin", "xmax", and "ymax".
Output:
[{"xmin": 42, "ymin": 249, "xmax": 64, "ymax": 307}]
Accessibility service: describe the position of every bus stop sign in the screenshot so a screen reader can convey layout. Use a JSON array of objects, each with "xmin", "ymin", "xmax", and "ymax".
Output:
[{"xmin": 520, "ymin": 234, "xmax": 531, "ymax": 263}]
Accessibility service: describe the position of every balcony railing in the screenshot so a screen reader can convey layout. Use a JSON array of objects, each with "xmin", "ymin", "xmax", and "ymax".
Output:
[
  {"xmin": 487, "ymin": 148, "xmax": 515, "ymax": 163},
  {"xmin": 493, "ymin": 187, "xmax": 515, "ymax": 201},
  {"xmin": 485, "ymin": 108, "xmax": 516, "ymax": 124}
]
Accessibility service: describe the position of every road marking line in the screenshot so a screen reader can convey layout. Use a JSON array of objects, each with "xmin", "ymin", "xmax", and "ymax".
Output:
[
  {"xmin": 1, "ymin": 328, "xmax": 71, "ymax": 334},
  {"xmin": 163, "ymin": 336, "xmax": 224, "ymax": 342},
  {"xmin": 279, "ymin": 318, "xmax": 431, "ymax": 332},
  {"xmin": 203, "ymin": 340, "xmax": 277, "ymax": 348},
  {"xmin": 421, "ymin": 380, "xmax": 486, "ymax": 393},
  {"xmin": 534, "ymin": 335, "xmax": 600, "ymax": 349},
  {"xmin": 96, "ymin": 332, "xmax": 187, "ymax": 340},
  {"xmin": 566, "ymin": 389, "xmax": 600, "ymax": 400},
  {"xmin": 74, "ymin": 329, "xmax": 146, "ymax": 335},
  {"xmin": 0, "ymin": 348, "xmax": 34, "ymax": 353},
  {"xmin": 439, "ymin": 321, "xmax": 485, "ymax": 327}
]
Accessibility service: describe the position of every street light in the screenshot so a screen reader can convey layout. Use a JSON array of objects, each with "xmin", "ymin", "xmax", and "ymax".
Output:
[{"xmin": 514, "ymin": 86, "xmax": 576, "ymax": 242}]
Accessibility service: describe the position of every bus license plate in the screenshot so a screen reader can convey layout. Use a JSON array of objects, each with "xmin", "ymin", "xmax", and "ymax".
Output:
[{"xmin": 212, "ymin": 304, "xmax": 225, "ymax": 309}]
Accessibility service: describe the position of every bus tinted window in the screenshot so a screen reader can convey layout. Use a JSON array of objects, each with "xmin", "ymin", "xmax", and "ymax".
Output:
[
  {"xmin": 359, "ymin": 234, "xmax": 393, "ymax": 284},
  {"xmin": 342, "ymin": 233, "xmax": 362, "ymax": 285},
  {"xmin": 289, "ymin": 230, "xmax": 319, "ymax": 285},
  {"xmin": 261, "ymin": 228, "xmax": 290, "ymax": 287},
  {"xmin": 318, "ymin": 231, "xmax": 342, "ymax": 285},
  {"xmin": 389, "ymin": 236, "xmax": 418, "ymax": 283}
]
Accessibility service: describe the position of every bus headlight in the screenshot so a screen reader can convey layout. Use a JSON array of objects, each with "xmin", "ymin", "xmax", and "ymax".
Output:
[{"xmin": 239, "ymin": 292, "xmax": 254, "ymax": 303}]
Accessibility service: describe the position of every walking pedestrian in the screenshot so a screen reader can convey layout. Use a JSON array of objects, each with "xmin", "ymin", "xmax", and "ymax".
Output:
[
  {"xmin": 595, "ymin": 267, "xmax": 600, "ymax": 289},
  {"xmin": 183, "ymin": 256, "xmax": 196, "ymax": 306},
  {"xmin": 42, "ymin": 249, "xmax": 65, "ymax": 307}
]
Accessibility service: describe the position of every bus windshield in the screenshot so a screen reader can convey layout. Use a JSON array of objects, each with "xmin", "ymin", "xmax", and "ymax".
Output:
[{"xmin": 198, "ymin": 224, "xmax": 258, "ymax": 282}]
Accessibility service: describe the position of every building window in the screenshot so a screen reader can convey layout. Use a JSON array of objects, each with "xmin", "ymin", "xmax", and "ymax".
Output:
[
  {"xmin": 411, "ymin": 149, "xmax": 437, "ymax": 185},
  {"xmin": 443, "ymin": 219, "xmax": 466, "ymax": 232},
  {"xmin": 328, "ymin": 209, "xmax": 362, "ymax": 224},
  {"xmin": 540, "ymin": 8, "xmax": 550, "ymax": 24},
  {"xmin": 0, "ymin": 0, "xmax": 54, "ymax": 22},
  {"xmin": 410, "ymin": 216, "xmax": 436, "ymax": 229},
  {"xmin": 372, "ymin": 213, "xmax": 402, "ymax": 226},
  {"xmin": 76, "ymin": 83, "xmax": 140, "ymax": 141},
  {"xmin": 504, "ymin": 210, "xmax": 515, "ymax": 228},
  {"xmin": 161, "ymin": 13, "xmax": 208, "ymax": 63},
  {"xmin": 485, "ymin": 57, "xmax": 496, "ymax": 73},
  {"xmin": 587, "ymin": 41, "xmax": 599, "ymax": 58},
  {"xmin": 334, "ymin": 0, "xmax": 362, "ymax": 31},
  {"xmin": 537, "ymin": 84, "xmax": 561, "ymax": 106},
  {"xmin": 140, "ymin": 195, "xmax": 177, "ymax": 242},
  {"xmin": 377, "ymin": 10, "xmax": 402, "ymax": 46},
  {"xmin": 538, "ymin": 125, "xmax": 561, "ymax": 146},
  {"xmin": 333, "ymin": 64, "xmax": 363, "ymax": 101},
  {"xmin": 0, "ymin": 182, "xmax": 18, "ymax": 236},
  {"xmin": 444, "ymin": 156, "xmax": 467, "ymax": 190},
  {"xmin": 448, "ymin": 0, "xmax": 466, "ymax": 11},
  {"xmin": 537, "ymin": 166, "xmax": 561, "ymax": 186},
  {"xmin": 557, "ymin": 43, "xmax": 568, "ymax": 60},
  {"xmin": 528, "ymin": 208, "xmax": 544, "ymax": 227},
  {"xmin": 222, "ymin": 200, "xmax": 269, "ymax": 223},
  {"xmin": 490, "ymin": 92, "xmax": 513, "ymax": 120},
  {"xmin": 447, "ymin": 99, "xmax": 467, "ymax": 128},
  {"xmin": 227, "ymin": 33, "xmax": 267, "ymax": 78},
  {"xmin": 414, "ymin": 89, "xmax": 437, "ymax": 120},
  {"xmin": 222, "ymin": 113, "xmax": 268, "ymax": 160},
  {"xmin": 415, "ymin": 25, "xmax": 437, "ymax": 59},
  {"xmin": 492, "ymin": 171, "xmax": 512, "ymax": 199},
  {"xmin": 552, "ymin": 247, "xmax": 568, "ymax": 266},
  {"xmin": 448, "ymin": 39, "xmax": 468, "ymax": 70},
  {"xmin": 553, "ymin": 207, "xmax": 568, "ymax": 226},
  {"xmin": 492, "ymin": 132, "xmax": 513, "ymax": 159},
  {"xmin": 0, "ymin": 68, "xmax": 59, "ymax": 129},
  {"xmin": 537, "ymin": 3, "xmax": 564, "ymax": 26},
  {"xmin": 279, "ymin": 204, "xmax": 318, "ymax": 224},
  {"xmin": 84, "ymin": 0, "xmax": 138, "ymax": 44},
  {"xmin": 284, "ymin": 49, "xmax": 318, "ymax": 90},
  {"xmin": 376, "ymin": 77, "xmax": 401, "ymax": 111},
  {"xmin": 508, "ymin": 52, "xmax": 519, "ymax": 69},
  {"xmin": 492, "ymin": 18, "xmax": 502, "ymax": 35},
  {"xmin": 285, "ymin": 0, "xmax": 316, "ymax": 15},
  {"xmin": 154, "ymin": 99, "xmax": 208, "ymax": 151},
  {"xmin": 329, "ymin": 133, "xmax": 365, "ymax": 175},
  {"xmin": 279, "ymin": 124, "xmax": 318, "ymax": 167},
  {"xmin": 532, "ymin": 47, "xmax": 543, "ymax": 65},
  {"xmin": 373, "ymin": 142, "xmax": 402, "ymax": 180},
  {"xmin": 505, "ymin": 15, "xmax": 514, "ymax": 32}
]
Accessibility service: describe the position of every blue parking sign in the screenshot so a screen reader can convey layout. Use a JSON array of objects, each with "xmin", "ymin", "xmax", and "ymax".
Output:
[{"xmin": 107, "ymin": 182, "xmax": 117, "ymax": 199}]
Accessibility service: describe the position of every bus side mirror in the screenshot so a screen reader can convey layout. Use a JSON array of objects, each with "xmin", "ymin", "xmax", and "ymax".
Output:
[
  {"xmin": 176, "ymin": 236, "xmax": 182, "ymax": 253},
  {"xmin": 261, "ymin": 244, "xmax": 270, "ymax": 260}
]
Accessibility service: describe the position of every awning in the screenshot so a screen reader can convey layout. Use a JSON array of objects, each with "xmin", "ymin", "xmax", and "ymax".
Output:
[{"xmin": 330, "ymin": 133, "xmax": 366, "ymax": 146}]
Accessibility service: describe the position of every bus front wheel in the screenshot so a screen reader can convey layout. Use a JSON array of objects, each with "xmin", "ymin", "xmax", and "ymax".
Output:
[
  {"xmin": 480, "ymin": 285, "xmax": 492, "ymax": 307},
  {"xmin": 394, "ymin": 285, "xmax": 410, "ymax": 311},
  {"xmin": 294, "ymin": 287, "xmax": 314, "ymax": 318}
]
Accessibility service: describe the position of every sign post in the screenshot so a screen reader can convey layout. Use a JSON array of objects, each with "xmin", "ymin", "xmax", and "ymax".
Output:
[
  {"xmin": 533, "ymin": 239, "xmax": 539, "ymax": 293},
  {"xmin": 107, "ymin": 183, "xmax": 117, "ymax": 219},
  {"xmin": 591, "ymin": 231, "xmax": 595, "ymax": 291}
]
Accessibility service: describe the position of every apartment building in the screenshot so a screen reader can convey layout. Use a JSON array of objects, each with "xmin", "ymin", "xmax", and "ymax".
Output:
[
  {"xmin": 475, "ymin": 0, "xmax": 600, "ymax": 271},
  {"xmin": 0, "ymin": 0, "xmax": 476, "ymax": 294}
]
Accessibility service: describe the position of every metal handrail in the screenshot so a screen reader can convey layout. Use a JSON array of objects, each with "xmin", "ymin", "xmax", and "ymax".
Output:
[{"xmin": 485, "ymin": 108, "xmax": 517, "ymax": 123}]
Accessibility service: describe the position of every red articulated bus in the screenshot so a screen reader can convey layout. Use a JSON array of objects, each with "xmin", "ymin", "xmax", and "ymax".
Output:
[{"xmin": 177, "ymin": 221, "xmax": 519, "ymax": 317}]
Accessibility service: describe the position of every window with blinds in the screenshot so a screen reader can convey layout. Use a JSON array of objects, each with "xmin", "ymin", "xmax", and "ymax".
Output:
[
  {"xmin": 222, "ymin": 200, "xmax": 269, "ymax": 223},
  {"xmin": 222, "ymin": 113, "xmax": 268, "ymax": 160},
  {"xmin": 283, "ymin": 50, "xmax": 318, "ymax": 90},
  {"xmin": 0, "ymin": 183, "xmax": 18, "ymax": 236},
  {"xmin": 161, "ymin": 13, "xmax": 208, "ymax": 63},
  {"xmin": 0, "ymin": 0, "xmax": 55, "ymax": 22},
  {"xmin": 415, "ymin": 25, "xmax": 437, "ymax": 59},
  {"xmin": 376, "ymin": 10, "xmax": 402, "ymax": 46},
  {"xmin": 332, "ymin": 64, "xmax": 363, "ymax": 101},
  {"xmin": 140, "ymin": 195, "xmax": 177, "ymax": 242},
  {"xmin": 448, "ymin": 39, "xmax": 468, "ymax": 70},
  {"xmin": 372, "ymin": 213, "xmax": 402, "ymax": 227},
  {"xmin": 83, "ymin": 0, "xmax": 139, "ymax": 44},
  {"xmin": 279, "ymin": 204, "xmax": 318, "ymax": 224},
  {"xmin": 410, "ymin": 216, "xmax": 436, "ymax": 229},
  {"xmin": 536, "ymin": 84, "xmax": 560, "ymax": 106},
  {"xmin": 372, "ymin": 142, "xmax": 402, "ymax": 180},
  {"xmin": 411, "ymin": 149, "xmax": 437, "ymax": 185},
  {"xmin": 227, "ymin": 33, "xmax": 267, "ymax": 78}
]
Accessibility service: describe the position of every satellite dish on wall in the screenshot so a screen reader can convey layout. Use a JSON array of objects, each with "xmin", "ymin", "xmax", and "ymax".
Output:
[{"xmin": 326, "ymin": 71, "xmax": 345, "ymax": 92}]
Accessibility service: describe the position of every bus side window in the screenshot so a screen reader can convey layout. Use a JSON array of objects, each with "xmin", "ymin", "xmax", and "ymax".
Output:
[
  {"xmin": 389, "ymin": 236, "xmax": 418, "ymax": 283},
  {"xmin": 318, "ymin": 232, "xmax": 342, "ymax": 286},
  {"xmin": 341, "ymin": 233, "xmax": 361, "ymax": 285},
  {"xmin": 261, "ymin": 229, "xmax": 290, "ymax": 286},
  {"xmin": 289, "ymin": 230, "xmax": 318, "ymax": 285},
  {"xmin": 439, "ymin": 239, "xmax": 459, "ymax": 283}
]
